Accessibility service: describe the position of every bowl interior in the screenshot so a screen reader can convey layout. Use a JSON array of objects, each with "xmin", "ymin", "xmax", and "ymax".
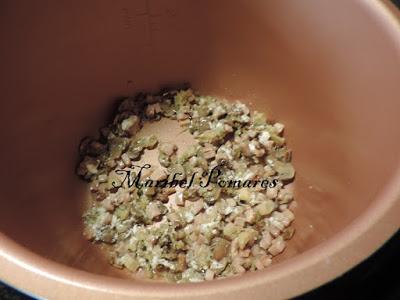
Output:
[{"xmin": 0, "ymin": 0, "xmax": 400, "ymax": 279}]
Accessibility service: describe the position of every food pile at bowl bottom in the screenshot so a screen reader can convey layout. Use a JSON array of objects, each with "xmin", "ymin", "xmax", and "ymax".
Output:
[{"xmin": 76, "ymin": 87, "xmax": 297, "ymax": 283}]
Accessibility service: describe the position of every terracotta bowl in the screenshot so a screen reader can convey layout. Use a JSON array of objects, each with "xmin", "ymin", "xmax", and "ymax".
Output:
[{"xmin": 0, "ymin": 1, "xmax": 399, "ymax": 299}]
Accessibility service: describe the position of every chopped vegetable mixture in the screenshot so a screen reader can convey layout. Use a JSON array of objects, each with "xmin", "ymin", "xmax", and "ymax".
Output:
[{"xmin": 77, "ymin": 88, "xmax": 297, "ymax": 282}]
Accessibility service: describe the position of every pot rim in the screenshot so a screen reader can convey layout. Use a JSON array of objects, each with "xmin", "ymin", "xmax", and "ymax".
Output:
[{"xmin": 0, "ymin": 0, "xmax": 400, "ymax": 299}]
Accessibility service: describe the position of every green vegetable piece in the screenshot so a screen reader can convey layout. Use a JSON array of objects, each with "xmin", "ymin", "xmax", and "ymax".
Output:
[
  {"xmin": 120, "ymin": 254, "xmax": 139, "ymax": 272},
  {"xmin": 273, "ymin": 160, "xmax": 295, "ymax": 181},
  {"xmin": 115, "ymin": 205, "xmax": 130, "ymax": 220}
]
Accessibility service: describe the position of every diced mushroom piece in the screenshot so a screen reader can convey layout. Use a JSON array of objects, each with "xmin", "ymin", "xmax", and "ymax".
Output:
[
  {"xmin": 146, "ymin": 202, "xmax": 162, "ymax": 220},
  {"xmin": 237, "ymin": 229, "xmax": 258, "ymax": 250},
  {"xmin": 176, "ymin": 253, "xmax": 187, "ymax": 272},
  {"xmin": 249, "ymin": 164, "xmax": 264, "ymax": 178},
  {"xmin": 188, "ymin": 156, "xmax": 197, "ymax": 166},
  {"xmin": 239, "ymin": 142, "xmax": 252, "ymax": 157},
  {"xmin": 99, "ymin": 212, "xmax": 113, "ymax": 225},
  {"xmin": 281, "ymin": 209, "xmax": 295, "ymax": 224},
  {"xmin": 279, "ymin": 204, "xmax": 288, "ymax": 211},
  {"xmin": 224, "ymin": 124, "xmax": 233, "ymax": 132},
  {"xmin": 167, "ymin": 210, "xmax": 180, "ymax": 223},
  {"xmin": 258, "ymin": 131, "xmax": 271, "ymax": 147},
  {"xmin": 266, "ymin": 187, "xmax": 279, "ymax": 199},
  {"xmin": 254, "ymin": 258, "xmax": 265, "ymax": 270},
  {"xmin": 268, "ymin": 237, "xmax": 286, "ymax": 256},
  {"xmin": 101, "ymin": 197, "xmax": 115, "ymax": 211},
  {"xmin": 269, "ymin": 216, "xmax": 285, "ymax": 232},
  {"xmin": 251, "ymin": 244, "xmax": 263, "ymax": 256},
  {"xmin": 226, "ymin": 198, "xmax": 237, "ymax": 208},
  {"xmin": 239, "ymin": 249, "xmax": 251, "ymax": 258},
  {"xmin": 232, "ymin": 257, "xmax": 246, "ymax": 274},
  {"xmin": 190, "ymin": 199, "xmax": 204, "ymax": 215},
  {"xmin": 205, "ymin": 269, "xmax": 215, "ymax": 281},
  {"xmin": 234, "ymin": 217, "xmax": 246, "ymax": 228},
  {"xmin": 259, "ymin": 231, "xmax": 272, "ymax": 250},
  {"xmin": 261, "ymin": 255, "xmax": 272, "ymax": 267},
  {"xmin": 98, "ymin": 174, "xmax": 108, "ymax": 183},
  {"xmin": 278, "ymin": 188, "xmax": 294, "ymax": 204},
  {"xmin": 240, "ymin": 259, "xmax": 253, "ymax": 271},
  {"xmin": 244, "ymin": 209, "xmax": 256, "ymax": 224},
  {"xmin": 215, "ymin": 146, "xmax": 232, "ymax": 162},
  {"xmin": 183, "ymin": 210, "xmax": 195, "ymax": 223},
  {"xmin": 175, "ymin": 191, "xmax": 185, "ymax": 206},
  {"xmin": 273, "ymin": 123, "xmax": 285, "ymax": 135},
  {"xmin": 238, "ymin": 189, "xmax": 252, "ymax": 202},
  {"xmin": 271, "ymin": 211, "xmax": 293, "ymax": 227},
  {"xmin": 121, "ymin": 153, "xmax": 131, "ymax": 166},
  {"xmin": 249, "ymin": 140, "xmax": 265, "ymax": 158},
  {"xmin": 255, "ymin": 255, "xmax": 272, "ymax": 270},
  {"xmin": 247, "ymin": 130, "xmax": 257, "ymax": 138},
  {"xmin": 264, "ymin": 165, "xmax": 276, "ymax": 177},
  {"xmin": 254, "ymin": 254, "xmax": 272, "ymax": 270},
  {"xmin": 253, "ymin": 148, "xmax": 265, "ymax": 158},
  {"xmin": 120, "ymin": 254, "xmax": 139, "ymax": 272},
  {"xmin": 86, "ymin": 163, "xmax": 99, "ymax": 175},
  {"xmin": 159, "ymin": 142, "xmax": 177, "ymax": 156},
  {"xmin": 264, "ymin": 140, "xmax": 275, "ymax": 151},
  {"xmin": 223, "ymin": 223, "xmax": 241, "ymax": 241},
  {"xmin": 268, "ymin": 224, "xmax": 282, "ymax": 238},
  {"xmin": 202, "ymin": 143, "xmax": 216, "ymax": 160},
  {"xmin": 143, "ymin": 186, "xmax": 156, "ymax": 196},
  {"xmin": 121, "ymin": 115, "xmax": 140, "ymax": 136},
  {"xmin": 254, "ymin": 199, "xmax": 275, "ymax": 217}
]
